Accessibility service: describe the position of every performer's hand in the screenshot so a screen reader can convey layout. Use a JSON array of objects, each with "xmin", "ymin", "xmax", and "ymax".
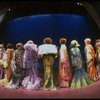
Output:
[
  {"xmin": 64, "ymin": 76, "xmax": 69, "ymax": 81},
  {"xmin": 95, "ymin": 54, "xmax": 97, "ymax": 58},
  {"xmin": 87, "ymin": 59, "xmax": 91, "ymax": 64},
  {"xmin": 0, "ymin": 59, "xmax": 3, "ymax": 65},
  {"xmin": 37, "ymin": 55, "xmax": 41, "ymax": 59}
]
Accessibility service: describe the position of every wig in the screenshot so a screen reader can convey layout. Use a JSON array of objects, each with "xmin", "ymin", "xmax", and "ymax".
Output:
[
  {"xmin": 59, "ymin": 38, "xmax": 67, "ymax": 44},
  {"xmin": 43, "ymin": 37, "xmax": 53, "ymax": 44}
]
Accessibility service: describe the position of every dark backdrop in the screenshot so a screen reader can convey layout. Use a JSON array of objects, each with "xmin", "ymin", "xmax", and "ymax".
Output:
[{"xmin": 0, "ymin": 14, "xmax": 99, "ymax": 70}]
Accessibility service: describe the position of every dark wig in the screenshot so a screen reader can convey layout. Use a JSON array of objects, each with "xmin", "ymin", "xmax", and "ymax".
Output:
[
  {"xmin": 59, "ymin": 38, "xmax": 67, "ymax": 44},
  {"xmin": 7, "ymin": 43, "xmax": 13, "ymax": 49},
  {"xmin": 43, "ymin": 37, "xmax": 53, "ymax": 44}
]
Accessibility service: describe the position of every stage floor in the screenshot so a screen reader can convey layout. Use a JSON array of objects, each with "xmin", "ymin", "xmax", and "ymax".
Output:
[{"xmin": 0, "ymin": 80, "xmax": 100, "ymax": 99}]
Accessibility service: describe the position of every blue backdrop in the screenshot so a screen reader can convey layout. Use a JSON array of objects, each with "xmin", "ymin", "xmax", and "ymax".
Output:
[{"xmin": 3, "ymin": 14, "xmax": 98, "ymax": 69}]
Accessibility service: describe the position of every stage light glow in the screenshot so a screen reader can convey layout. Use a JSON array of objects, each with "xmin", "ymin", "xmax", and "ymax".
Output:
[
  {"xmin": 77, "ymin": 3, "xmax": 80, "ymax": 5},
  {"xmin": 8, "ymin": 9, "xmax": 11, "ymax": 11},
  {"xmin": 80, "ymin": 3, "xmax": 83, "ymax": 6},
  {"xmin": 0, "ymin": 8, "xmax": 8, "ymax": 23}
]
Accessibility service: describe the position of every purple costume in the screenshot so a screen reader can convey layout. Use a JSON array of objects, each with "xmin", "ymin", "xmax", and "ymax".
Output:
[
  {"xmin": 22, "ymin": 42, "xmax": 42, "ymax": 90},
  {"xmin": 6, "ymin": 49, "xmax": 25, "ymax": 89}
]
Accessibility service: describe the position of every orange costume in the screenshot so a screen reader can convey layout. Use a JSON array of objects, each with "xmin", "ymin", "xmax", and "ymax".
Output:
[
  {"xmin": 95, "ymin": 39, "xmax": 100, "ymax": 79},
  {"xmin": 84, "ymin": 38, "xmax": 98, "ymax": 81}
]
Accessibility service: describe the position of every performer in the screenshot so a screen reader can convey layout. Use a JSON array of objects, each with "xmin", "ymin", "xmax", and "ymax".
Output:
[
  {"xmin": 95, "ymin": 39, "xmax": 100, "ymax": 79},
  {"xmin": 70, "ymin": 40, "xmax": 93, "ymax": 88},
  {"xmin": 38, "ymin": 37, "xmax": 58, "ymax": 90},
  {"xmin": 22, "ymin": 40, "xmax": 42, "ymax": 90},
  {"xmin": 0, "ymin": 43, "xmax": 14, "ymax": 86},
  {"xmin": 0, "ymin": 44, "xmax": 5, "ymax": 79},
  {"xmin": 6, "ymin": 43, "xmax": 25, "ymax": 89},
  {"xmin": 58, "ymin": 38, "xmax": 72, "ymax": 88},
  {"xmin": 84, "ymin": 38, "xmax": 98, "ymax": 81}
]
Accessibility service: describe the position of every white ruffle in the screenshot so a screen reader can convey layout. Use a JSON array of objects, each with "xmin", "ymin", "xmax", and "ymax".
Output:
[
  {"xmin": 22, "ymin": 76, "xmax": 41, "ymax": 90},
  {"xmin": 24, "ymin": 43, "xmax": 38, "ymax": 52},
  {"xmin": 5, "ymin": 80, "xmax": 19, "ymax": 90},
  {"xmin": 26, "ymin": 79, "xmax": 41, "ymax": 90},
  {"xmin": 38, "ymin": 44, "xmax": 58, "ymax": 55},
  {"xmin": 60, "ymin": 44, "xmax": 67, "ymax": 60}
]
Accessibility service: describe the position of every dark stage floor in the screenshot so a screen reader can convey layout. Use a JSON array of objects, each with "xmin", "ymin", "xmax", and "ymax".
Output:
[{"xmin": 0, "ymin": 80, "xmax": 100, "ymax": 99}]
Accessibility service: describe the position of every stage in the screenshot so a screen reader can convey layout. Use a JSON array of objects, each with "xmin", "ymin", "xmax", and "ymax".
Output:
[{"xmin": 0, "ymin": 80, "xmax": 100, "ymax": 99}]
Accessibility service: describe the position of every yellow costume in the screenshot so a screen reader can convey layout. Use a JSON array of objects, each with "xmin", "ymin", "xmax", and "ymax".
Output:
[
  {"xmin": 0, "ymin": 49, "xmax": 14, "ymax": 86},
  {"xmin": 38, "ymin": 43, "xmax": 57, "ymax": 90}
]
